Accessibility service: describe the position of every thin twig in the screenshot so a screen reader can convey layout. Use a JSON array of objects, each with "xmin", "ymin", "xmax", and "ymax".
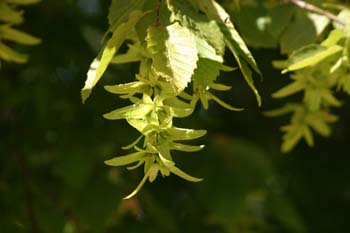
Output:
[
  {"xmin": 287, "ymin": 0, "xmax": 346, "ymax": 25},
  {"xmin": 155, "ymin": 0, "xmax": 162, "ymax": 26}
]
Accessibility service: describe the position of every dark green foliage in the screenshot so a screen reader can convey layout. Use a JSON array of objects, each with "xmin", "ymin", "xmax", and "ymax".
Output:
[{"xmin": 1, "ymin": 0, "xmax": 350, "ymax": 233}]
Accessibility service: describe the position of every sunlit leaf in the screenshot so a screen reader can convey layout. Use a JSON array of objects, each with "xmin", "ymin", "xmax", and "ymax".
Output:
[
  {"xmin": 272, "ymin": 81, "xmax": 305, "ymax": 98},
  {"xmin": 146, "ymin": 22, "xmax": 198, "ymax": 92},
  {"xmin": 0, "ymin": 41, "xmax": 28, "ymax": 63},
  {"xmin": 0, "ymin": 3, "xmax": 23, "ymax": 24},
  {"xmin": 321, "ymin": 90, "xmax": 342, "ymax": 107},
  {"xmin": 170, "ymin": 143, "xmax": 204, "ymax": 152},
  {"xmin": 202, "ymin": 0, "xmax": 262, "ymax": 105},
  {"xmin": 302, "ymin": 126, "xmax": 314, "ymax": 147},
  {"xmin": 239, "ymin": 60, "xmax": 262, "ymax": 106},
  {"xmin": 283, "ymin": 44, "xmax": 343, "ymax": 73},
  {"xmin": 168, "ymin": 165, "xmax": 203, "ymax": 182},
  {"xmin": 148, "ymin": 163, "xmax": 160, "ymax": 182},
  {"xmin": 207, "ymin": 92, "xmax": 243, "ymax": 111},
  {"xmin": 105, "ymin": 151, "xmax": 147, "ymax": 167},
  {"xmin": 167, "ymin": 0, "xmax": 225, "ymax": 60},
  {"xmin": 210, "ymin": 83, "xmax": 232, "ymax": 91},
  {"xmin": 167, "ymin": 127, "xmax": 206, "ymax": 141},
  {"xmin": 104, "ymin": 81, "xmax": 150, "ymax": 95},
  {"xmin": 307, "ymin": 116, "xmax": 332, "ymax": 137},
  {"xmin": 321, "ymin": 29, "xmax": 345, "ymax": 47},
  {"xmin": 264, "ymin": 104, "xmax": 298, "ymax": 117},
  {"xmin": 123, "ymin": 169, "xmax": 150, "ymax": 199},
  {"xmin": 81, "ymin": 10, "xmax": 145, "ymax": 103},
  {"xmin": 0, "ymin": 25, "xmax": 41, "ymax": 45},
  {"xmin": 281, "ymin": 125, "xmax": 304, "ymax": 153},
  {"xmin": 193, "ymin": 58, "xmax": 234, "ymax": 89},
  {"xmin": 103, "ymin": 103, "xmax": 153, "ymax": 120}
]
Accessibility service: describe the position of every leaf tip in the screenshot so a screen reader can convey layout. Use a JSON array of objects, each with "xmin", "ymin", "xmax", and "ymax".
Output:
[
  {"xmin": 104, "ymin": 159, "xmax": 114, "ymax": 166},
  {"xmin": 281, "ymin": 69, "xmax": 289, "ymax": 74},
  {"xmin": 80, "ymin": 88, "xmax": 91, "ymax": 104}
]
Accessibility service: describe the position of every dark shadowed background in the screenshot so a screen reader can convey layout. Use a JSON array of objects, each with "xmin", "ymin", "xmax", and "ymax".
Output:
[{"xmin": 1, "ymin": 0, "xmax": 350, "ymax": 232}]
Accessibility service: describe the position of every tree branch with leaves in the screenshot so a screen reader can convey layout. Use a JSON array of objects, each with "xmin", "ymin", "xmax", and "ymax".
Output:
[
  {"xmin": 0, "ymin": 0, "xmax": 41, "ymax": 64},
  {"xmin": 81, "ymin": 0, "xmax": 261, "ymax": 198},
  {"xmin": 80, "ymin": 0, "xmax": 350, "ymax": 197}
]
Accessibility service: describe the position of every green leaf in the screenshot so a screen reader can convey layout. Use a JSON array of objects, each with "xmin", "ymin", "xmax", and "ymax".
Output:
[
  {"xmin": 0, "ymin": 25, "xmax": 41, "ymax": 45},
  {"xmin": 104, "ymin": 151, "xmax": 147, "ymax": 167},
  {"xmin": 148, "ymin": 163, "xmax": 160, "ymax": 182},
  {"xmin": 103, "ymin": 103, "xmax": 153, "ymax": 120},
  {"xmin": 304, "ymin": 89, "xmax": 322, "ymax": 111},
  {"xmin": 307, "ymin": 115, "xmax": 333, "ymax": 137},
  {"xmin": 127, "ymin": 118, "xmax": 149, "ymax": 133},
  {"xmin": 172, "ymin": 0, "xmax": 261, "ymax": 104},
  {"xmin": 197, "ymin": 0, "xmax": 261, "ymax": 74},
  {"xmin": 122, "ymin": 134, "xmax": 144, "ymax": 150},
  {"xmin": 235, "ymin": 5, "xmax": 278, "ymax": 48},
  {"xmin": 166, "ymin": 0, "xmax": 225, "ymax": 59},
  {"xmin": 268, "ymin": 4, "xmax": 296, "ymax": 39},
  {"xmin": 169, "ymin": 105, "xmax": 193, "ymax": 118},
  {"xmin": 168, "ymin": 165, "xmax": 203, "ymax": 182},
  {"xmin": 307, "ymin": 13, "xmax": 330, "ymax": 36},
  {"xmin": 309, "ymin": 120, "xmax": 331, "ymax": 137},
  {"xmin": 321, "ymin": 90, "xmax": 342, "ymax": 107},
  {"xmin": 337, "ymin": 73, "xmax": 350, "ymax": 94},
  {"xmin": 164, "ymin": 96, "xmax": 192, "ymax": 109},
  {"xmin": 81, "ymin": 10, "xmax": 145, "ymax": 103},
  {"xmin": 123, "ymin": 168, "xmax": 151, "ymax": 199},
  {"xmin": 193, "ymin": 58, "xmax": 234, "ymax": 89},
  {"xmin": 283, "ymin": 44, "xmax": 343, "ymax": 73},
  {"xmin": 210, "ymin": 83, "xmax": 232, "ymax": 91},
  {"xmin": 143, "ymin": 156, "xmax": 155, "ymax": 174},
  {"xmin": 272, "ymin": 60, "xmax": 288, "ymax": 69},
  {"xmin": 193, "ymin": 31, "xmax": 223, "ymax": 62},
  {"xmin": 281, "ymin": 125, "xmax": 304, "ymax": 153},
  {"xmin": 318, "ymin": 111, "xmax": 338, "ymax": 123},
  {"xmin": 199, "ymin": 93, "xmax": 209, "ymax": 109},
  {"xmin": 321, "ymin": 29, "xmax": 345, "ymax": 47},
  {"xmin": 280, "ymin": 11, "xmax": 314, "ymax": 54},
  {"xmin": 104, "ymin": 81, "xmax": 150, "ymax": 95},
  {"xmin": 195, "ymin": 1, "xmax": 263, "ymax": 104},
  {"xmin": 278, "ymin": 107, "xmax": 338, "ymax": 153},
  {"xmin": 333, "ymin": 9, "xmax": 350, "ymax": 29},
  {"xmin": 239, "ymin": 60, "xmax": 262, "ymax": 106},
  {"xmin": 0, "ymin": 41, "xmax": 28, "ymax": 63},
  {"xmin": 286, "ymin": 44, "xmax": 326, "ymax": 65},
  {"xmin": 272, "ymin": 81, "xmax": 305, "ymax": 98},
  {"xmin": 146, "ymin": 22, "xmax": 198, "ymax": 92},
  {"xmin": 0, "ymin": 3, "xmax": 23, "ymax": 24},
  {"xmin": 154, "ymin": 144, "xmax": 175, "ymax": 165},
  {"xmin": 207, "ymin": 92, "xmax": 243, "ymax": 111},
  {"xmin": 194, "ymin": 20, "xmax": 226, "ymax": 58},
  {"xmin": 264, "ymin": 104, "xmax": 298, "ymax": 117},
  {"xmin": 159, "ymin": 165, "xmax": 170, "ymax": 177},
  {"xmin": 127, "ymin": 159, "xmax": 145, "ymax": 170},
  {"xmin": 108, "ymin": 0, "xmax": 145, "ymax": 32},
  {"xmin": 170, "ymin": 142, "xmax": 204, "ymax": 152},
  {"xmin": 302, "ymin": 126, "xmax": 314, "ymax": 147},
  {"xmin": 110, "ymin": 43, "xmax": 147, "ymax": 64},
  {"xmin": 134, "ymin": 0, "xmax": 171, "ymax": 42},
  {"xmin": 167, "ymin": 127, "xmax": 206, "ymax": 141}
]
